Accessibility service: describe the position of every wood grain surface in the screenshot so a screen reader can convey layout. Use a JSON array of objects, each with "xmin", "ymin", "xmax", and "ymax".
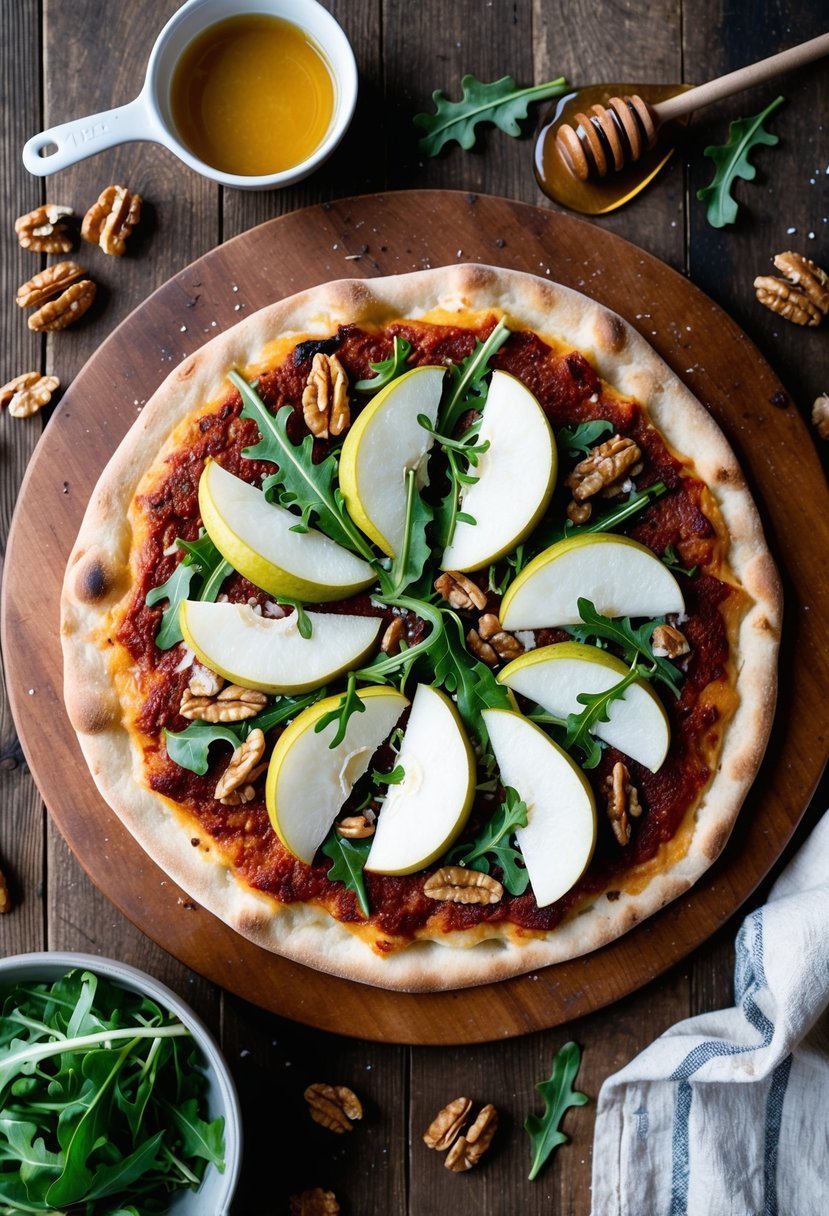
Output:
[
  {"xmin": 1, "ymin": 2, "xmax": 828, "ymax": 1213},
  {"xmin": 4, "ymin": 188, "xmax": 828, "ymax": 1047}
]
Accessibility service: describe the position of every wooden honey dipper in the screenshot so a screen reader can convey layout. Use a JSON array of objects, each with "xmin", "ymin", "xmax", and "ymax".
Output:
[{"xmin": 556, "ymin": 31, "xmax": 829, "ymax": 181}]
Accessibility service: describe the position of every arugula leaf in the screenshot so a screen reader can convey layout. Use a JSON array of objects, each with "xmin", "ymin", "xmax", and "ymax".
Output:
[
  {"xmin": 696, "ymin": 95, "xmax": 785, "ymax": 228},
  {"xmin": 388, "ymin": 467, "xmax": 434, "ymax": 596},
  {"xmin": 354, "ymin": 336, "xmax": 413, "ymax": 392},
  {"xmin": 662, "ymin": 542, "xmax": 698, "ymax": 578},
  {"xmin": 414, "ymin": 73, "xmax": 568, "ymax": 156},
  {"xmin": 230, "ymin": 370, "xmax": 380, "ymax": 569},
  {"xmin": 535, "ymin": 481, "xmax": 668, "ymax": 553},
  {"xmin": 438, "ymin": 317, "xmax": 511, "ymax": 438},
  {"xmin": 567, "ymin": 598, "xmax": 683, "ymax": 698},
  {"xmin": 525, "ymin": 1041, "xmax": 589, "ymax": 1180},
  {"xmin": 556, "ymin": 419, "xmax": 614, "ymax": 459},
  {"xmin": 313, "ymin": 671, "xmax": 366, "ymax": 748},
  {"xmin": 372, "ymin": 763, "xmax": 405, "ymax": 786},
  {"xmin": 321, "ymin": 831, "xmax": 372, "ymax": 917},
  {"xmin": 563, "ymin": 664, "xmax": 643, "ymax": 769},
  {"xmin": 422, "ymin": 417, "xmax": 490, "ymax": 550},
  {"xmin": 164, "ymin": 690, "xmax": 324, "ymax": 773},
  {"xmin": 145, "ymin": 532, "xmax": 231, "ymax": 650},
  {"xmin": 447, "ymin": 786, "xmax": 530, "ymax": 895}
]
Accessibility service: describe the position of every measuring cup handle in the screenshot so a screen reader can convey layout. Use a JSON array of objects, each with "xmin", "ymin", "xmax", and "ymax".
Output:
[{"xmin": 22, "ymin": 94, "xmax": 156, "ymax": 176}]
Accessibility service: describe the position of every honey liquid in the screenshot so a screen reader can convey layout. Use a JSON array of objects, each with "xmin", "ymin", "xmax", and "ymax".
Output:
[
  {"xmin": 534, "ymin": 83, "xmax": 693, "ymax": 215},
  {"xmin": 170, "ymin": 14, "xmax": 335, "ymax": 177}
]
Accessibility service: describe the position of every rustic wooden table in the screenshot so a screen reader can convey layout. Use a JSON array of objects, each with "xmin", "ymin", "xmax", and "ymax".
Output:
[{"xmin": 1, "ymin": 3, "xmax": 828, "ymax": 1213}]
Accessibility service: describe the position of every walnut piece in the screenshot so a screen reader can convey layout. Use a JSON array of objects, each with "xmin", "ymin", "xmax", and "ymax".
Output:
[
  {"xmin": 180, "ymin": 683, "xmax": 267, "ymax": 723},
  {"xmin": 754, "ymin": 275, "xmax": 823, "ymax": 327},
  {"xmin": 812, "ymin": 393, "xmax": 829, "ymax": 440},
  {"xmin": 302, "ymin": 351, "xmax": 350, "ymax": 438},
  {"xmin": 773, "ymin": 251, "xmax": 829, "ymax": 316},
  {"xmin": 423, "ymin": 1097, "xmax": 472, "ymax": 1151},
  {"xmin": 0, "ymin": 868, "xmax": 10, "ymax": 914},
  {"xmin": 16, "ymin": 261, "xmax": 87, "ymax": 310},
  {"xmin": 304, "ymin": 1083, "xmax": 363, "ymax": 1133},
  {"xmin": 15, "ymin": 203, "xmax": 73, "ymax": 253},
  {"xmin": 477, "ymin": 613, "xmax": 524, "ymax": 661},
  {"xmin": 289, "ymin": 1189, "xmax": 340, "ymax": 1216},
  {"xmin": 188, "ymin": 664, "xmax": 225, "ymax": 698},
  {"xmin": 466, "ymin": 627, "xmax": 499, "ymax": 666},
  {"xmin": 603, "ymin": 760, "xmax": 642, "ymax": 846},
  {"xmin": 434, "ymin": 570, "xmax": 487, "ymax": 612},
  {"xmin": 380, "ymin": 616, "xmax": 405, "ymax": 655},
  {"xmin": 214, "ymin": 729, "xmax": 266, "ymax": 801},
  {"xmin": 28, "ymin": 279, "xmax": 96, "ymax": 332},
  {"xmin": 423, "ymin": 866, "xmax": 504, "ymax": 905},
  {"xmin": 81, "ymin": 184, "xmax": 142, "ymax": 255},
  {"xmin": 336, "ymin": 815, "xmax": 375, "ymax": 839},
  {"xmin": 444, "ymin": 1103, "xmax": 498, "ymax": 1172},
  {"xmin": 565, "ymin": 433, "xmax": 643, "ymax": 521},
  {"xmin": 651, "ymin": 623, "xmax": 690, "ymax": 659},
  {"xmin": 217, "ymin": 764, "xmax": 267, "ymax": 807},
  {"xmin": 0, "ymin": 372, "xmax": 59, "ymax": 419}
]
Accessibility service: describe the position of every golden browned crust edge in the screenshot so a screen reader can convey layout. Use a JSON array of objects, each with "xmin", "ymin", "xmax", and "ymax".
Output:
[{"xmin": 60, "ymin": 263, "xmax": 782, "ymax": 992}]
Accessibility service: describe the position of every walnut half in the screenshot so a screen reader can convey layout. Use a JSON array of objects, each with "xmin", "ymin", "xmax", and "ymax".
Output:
[
  {"xmin": 81, "ymin": 185, "xmax": 142, "ymax": 255},
  {"xmin": 423, "ymin": 866, "xmax": 503, "ymax": 905},
  {"xmin": 304, "ymin": 1083, "xmax": 363, "ymax": 1133},
  {"xmin": 444, "ymin": 1103, "xmax": 498, "ymax": 1172},
  {"xmin": 0, "ymin": 372, "xmax": 59, "ymax": 419}
]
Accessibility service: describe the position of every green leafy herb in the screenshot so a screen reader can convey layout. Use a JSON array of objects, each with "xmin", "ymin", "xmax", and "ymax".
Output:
[
  {"xmin": 145, "ymin": 532, "xmax": 231, "ymax": 650},
  {"xmin": 556, "ymin": 419, "xmax": 614, "ymax": 459},
  {"xmin": 0, "ymin": 968, "xmax": 224, "ymax": 1213},
  {"xmin": 421, "ymin": 415, "xmax": 490, "ymax": 549},
  {"xmin": 563, "ymin": 663, "xmax": 644, "ymax": 768},
  {"xmin": 525, "ymin": 1041, "xmax": 589, "ymax": 1181},
  {"xmin": 446, "ymin": 785, "xmax": 530, "ymax": 895},
  {"xmin": 438, "ymin": 317, "xmax": 511, "ymax": 438},
  {"xmin": 321, "ymin": 831, "xmax": 372, "ymax": 917},
  {"xmin": 388, "ymin": 467, "xmax": 434, "ymax": 596},
  {"xmin": 372, "ymin": 763, "xmax": 405, "ymax": 786},
  {"xmin": 487, "ymin": 545, "xmax": 526, "ymax": 595},
  {"xmin": 273, "ymin": 598, "xmax": 314, "ymax": 638},
  {"xmin": 537, "ymin": 481, "xmax": 668, "ymax": 552},
  {"xmin": 696, "ymin": 95, "xmax": 785, "ymax": 228},
  {"xmin": 414, "ymin": 73, "xmax": 568, "ymax": 156},
  {"xmin": 662, "ymin": 542, "xmax": 698, "ymax": 578},
  {"xmin": 354, "ymin": 336, "xmax": 413, "ymax": 392},
  {"xmin": 313, "ymin": 670, "xmax": 366, "ymax": 748},
  {"xmin": 165, "ymin": 691, "xmax": 324, "ymax": 774},
  {"xmin": 567, "ymin": 598, "xmax": 683, "ymax": 697},
  {"xmin": 230, "ymin": 370, "xmax": 380, "ymax": 570}
]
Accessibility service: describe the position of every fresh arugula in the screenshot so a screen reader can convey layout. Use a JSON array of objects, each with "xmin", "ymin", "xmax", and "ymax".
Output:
[
  {"xmin": 567, "ymin": 598, "xmax": 684, "ymax": 698},
  {"xmin": 438, "ymin": 317, "xmax": 511, "ymax": 438},
  {"xmin": 662, "ymin": 542, "xmax": 698, "ymax": 578},
  {"xmin": 354, "ymin": 336, "xmax": 412, "ymax": 392},
  {"xmin": 165, "ymin": 690, "xmax": 324, "ymax": 774},
  {"xmin": 421, "ymin": 414, "xmax": 490, "ymax": 549},
  {"xmin": 321, "ymin": 831, "xmax": 372, "ymax": 917},
  {"xmin": 230, "ymin": 370, "xmax": 380, "ymax": 568},
  {"xmin": 446, "ymin": 786, "xmax": 530, "ymax": 895},
  {"xmin": 525, "ymin": 1041, "xmax": 589, "ymax": 1181},
  {"xmin": 414, "ymin": 73, "xmax": 568, "ymax": 156},
  {"xmin": 556, "ymin": 418, "xmax": 614, "ymax": 459},
  {"xmin": 389, "ymin": 467, "xmax": 434, "ymax": 596},
  {"xmin": 543, "ymin": 481, "xmax": 668, "ymax": 550},
  {"xmin": 313, "ymin": 670, "xmax": 366, "ymax": 748},
  {"xmin": 145, "ymin": 532, "xmax": 231, "ymax": 650},
  {"xmin": 0, "ymin": 968, "xmax": 224, "ymax": 1213},
  {"xmin": 563, "ymin": 663, "xmax": 645, "ymax": 769},
  {"xmin": 696, "ymin": 95, "xmax": 785, "ymax": 228}
]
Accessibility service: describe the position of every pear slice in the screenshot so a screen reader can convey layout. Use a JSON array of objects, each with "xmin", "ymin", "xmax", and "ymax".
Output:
[
  {"xmin": 482, "ymin": 708, "xmax": 597, "ymax": 908},
  {"xmin": 339, "ymin": 364, "xmax": 446, "ymax": 555},
  {"xmin": 440, "ymin": 370, "xmax": 556, "ymax": 572},
  {"xmin": 498, "ymin": 640, "xmax": 670, "ymax": 771},
  {"xmin": 198, "ymin": 458, "xmax": 376, "ymax": 602},
  {"xmin": 364, "ymin": 685, "xmax": 476, "ymax": 875},
  {"xmin": 500, "ymin": 533, "xmax": 684, "ymax": 630},
  {"xmin": 266, "ymin": 687, "xmax": 409, "ymax": 864},
  {"xmin": 179, "ymin": 600, "xmax": 382, "ymax": 695}
]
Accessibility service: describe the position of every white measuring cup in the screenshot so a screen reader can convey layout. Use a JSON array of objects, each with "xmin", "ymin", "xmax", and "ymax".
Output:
[{"xmin": 22, "ymin": 0, "xmax": 358, "ymax": 191}]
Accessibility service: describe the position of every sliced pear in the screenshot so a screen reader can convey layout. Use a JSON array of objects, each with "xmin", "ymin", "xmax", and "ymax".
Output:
[
  {"xmin": 365, "ymin": 685, "xmax": 476, "ymax": 875},
  {"xmin": 179, "ymin": 600, "xmax": 382, "ymax": 695},
  {"xmin": 198, "ymin": 458, "xmax": 376, "ymax": 602},
  {"xmin": 266, "ymin": 686, "xmax": 409, "ymax": 864},
  {"xmin": 499, "ymin": 640, "xmax": 670, "ymax": 771},
  {"xmin": 482, "ymin": 707, "xmax": 597, "ymax": 908},
  {"xmin": 500, "ymin": 533, "xmax": 684, "ymax": 630},
  {"xmin": 339, "ymin": 365, "xmax": 445, "ymax": 555},
  {"xmin": 440, "ymin": 371, "xmax": 556, "ymax": 573}
]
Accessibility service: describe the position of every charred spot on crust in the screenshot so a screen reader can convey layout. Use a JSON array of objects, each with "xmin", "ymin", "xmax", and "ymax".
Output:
[
  {"xmin": 293, "ymin": 335, "xmax": 341, "ymax": 366},
  {"xmin": 75, "ymin": 557, "xmax": 110, "ymax": 603},
  {"xmin": 595, "ymin": 311, "xmax": 627, "ymax": 355},
  {"xmin": 714, "ymin": 464, "xmax": 744, "ymax": 488},
  {"xmin": 176, "ymin": 360, "xmax": 196, "ymax": 382}
]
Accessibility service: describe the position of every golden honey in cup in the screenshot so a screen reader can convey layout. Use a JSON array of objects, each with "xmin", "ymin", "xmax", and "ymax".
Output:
[{"xmin": 170, "ymin": 14, "xmax": 335, "ymax": 177}]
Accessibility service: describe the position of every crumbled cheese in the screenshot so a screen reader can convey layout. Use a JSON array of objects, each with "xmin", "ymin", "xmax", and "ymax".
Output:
[
  {"xmin": 515, "ymin": 630, "xmax": 536, "ymax": 651},
  {"xmin": 173, "ymin": 646, "xmax": 195, "ymax": 672}
]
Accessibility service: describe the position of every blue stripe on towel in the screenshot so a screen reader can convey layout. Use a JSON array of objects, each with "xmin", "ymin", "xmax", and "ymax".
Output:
[
  {"xmin": 667, "ymin": 910, "xmax": 775, "ymax": 1215},
  {"xmin": 763, "ymin": 1055, "xmax": 792, "ymax": 1216}
]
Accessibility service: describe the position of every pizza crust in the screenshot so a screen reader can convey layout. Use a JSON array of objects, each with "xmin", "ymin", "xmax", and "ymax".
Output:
[{"xmin": 60, "ymin": 263, "xmax": 782, "ymax": 992}]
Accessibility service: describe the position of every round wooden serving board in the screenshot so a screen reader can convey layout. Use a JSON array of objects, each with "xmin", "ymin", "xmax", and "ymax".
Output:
[{"xmin": 4, "ymin": 191, "xmax": 828, "ymax": 1045}]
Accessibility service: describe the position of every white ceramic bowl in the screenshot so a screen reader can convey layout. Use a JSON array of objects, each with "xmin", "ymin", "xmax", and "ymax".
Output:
[
  {"xmin": 22, "ymin": 0, "xmax": 359, "ymax": 190},
  {"xmin": 0, "ymin": 951, "xmax": 242, "ymax": 1216}
]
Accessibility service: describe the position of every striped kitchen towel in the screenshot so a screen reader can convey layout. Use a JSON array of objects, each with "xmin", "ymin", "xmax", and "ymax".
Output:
[{"xmin": 590, "ymin": 807, "xmax": 829, "ymax": 1216}]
